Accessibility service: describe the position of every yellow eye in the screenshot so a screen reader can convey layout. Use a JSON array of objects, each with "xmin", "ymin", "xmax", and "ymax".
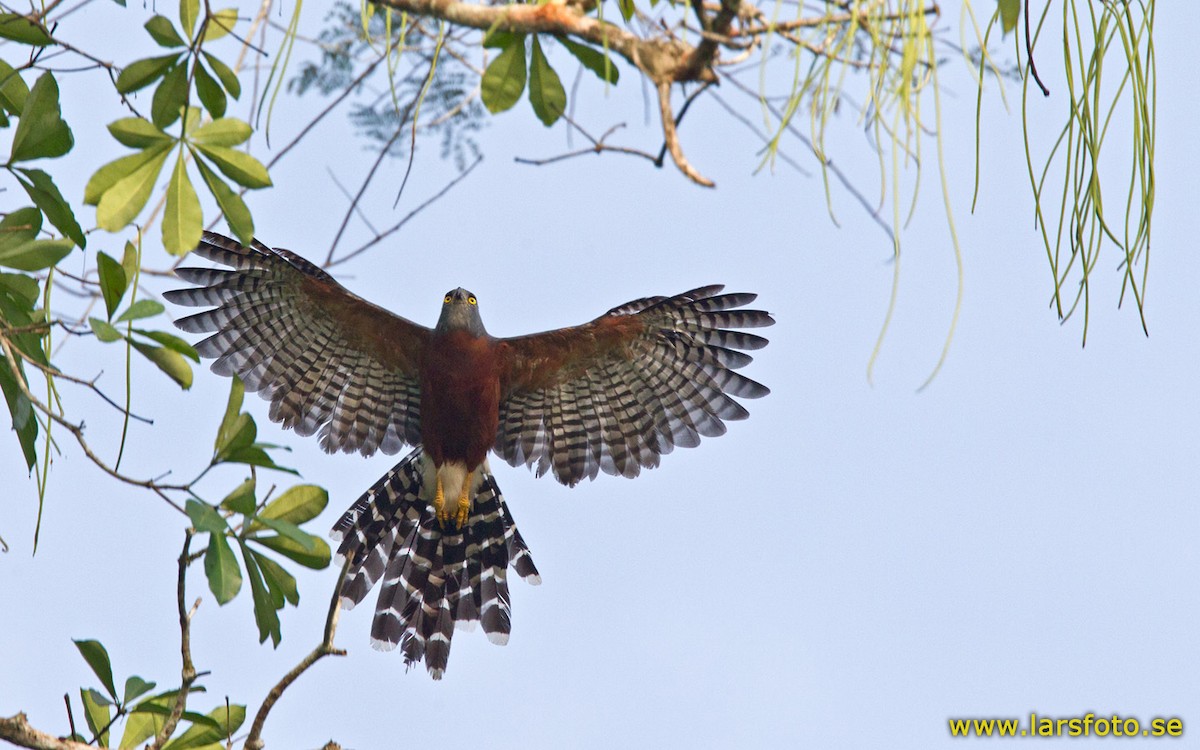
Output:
[
  {"xmin": 468, "ymin": 296, "xmax": 477, "ymax": 305},
  {"xmin": 444, "ymin": 295, "xmax": 451, "ymax": 304}
]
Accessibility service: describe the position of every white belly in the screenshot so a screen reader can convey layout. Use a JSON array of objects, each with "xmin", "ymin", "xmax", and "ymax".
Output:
[{"xmin": 419, "ymin": 453, "xmax": 489, "ymax": 507}]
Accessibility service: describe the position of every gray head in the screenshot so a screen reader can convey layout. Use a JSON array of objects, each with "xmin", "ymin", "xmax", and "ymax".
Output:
[{"xmin": 435, "ymin": 287, "xmax": 487, "ymax": 336}]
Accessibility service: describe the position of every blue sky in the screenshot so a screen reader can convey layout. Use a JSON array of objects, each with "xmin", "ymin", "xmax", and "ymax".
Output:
[{"xmin": 2, "ymin": 3, "xmax": 1196, "ymax": 748}]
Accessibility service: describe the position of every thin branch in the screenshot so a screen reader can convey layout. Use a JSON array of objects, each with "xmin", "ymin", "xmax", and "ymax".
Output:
[
  {"xmin": 150, "ymin": 531, "xmax": 199, "ymax": 750},
  {"xmin": 0, "ymin": 341, "xmax": 154, "ymax": 425},
  {"xmin": 720, "ymin": 71, "xmax": 895, "ymax": 241},
  {"xmin": 324, "ymin": 99, "xmax": 417, "ymax": 266},
  {"xmin": 243, "ymin": 560, "xmax": 351, "ymax": 750},
  {"xmin": 1024, "ymin": 0, "xmax": 1050, "ymax": 96},
  {"xmin": 655, "ymin": 81, "xmax": 713, "ymax": 166},
  {"xmin": 0, "ymin": 338, "xmax": 189, "ymax": 513},
  {"xmin": 328, "ymin": 155, "xmax": 483, "ymax": 268},
  {"xmin": 516, "ymin": 117, "xmax": 662, "ymax": 168},
  {"xmin": 657, "ymin": 82, "xmax": 714, "ymax": 187}
]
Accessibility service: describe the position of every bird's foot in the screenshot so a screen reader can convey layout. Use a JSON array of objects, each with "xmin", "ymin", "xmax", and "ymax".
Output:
[
  {"xmin": 453, "ymin": 471, "xmax": 472, "ymax": 528},
  {"xmin": 433, "ymin": 475, "xmax": 448, "ymax": 524}
]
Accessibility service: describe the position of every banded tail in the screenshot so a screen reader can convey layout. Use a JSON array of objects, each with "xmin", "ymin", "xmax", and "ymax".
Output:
[{"xmin": 330, "ymin": 448, "xmax": 541, "ymax": 679}]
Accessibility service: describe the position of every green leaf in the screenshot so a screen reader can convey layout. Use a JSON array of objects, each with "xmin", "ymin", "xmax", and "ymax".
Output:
[
  {"xmin": 13, "ymin": 168, "xmax": 85, "ymax": 247},
  {"xmin": 94, "ymin": 144, "xmax": 172, "ymax": 231},
  {"xmin": 0, "ymin": 59, "xmax": 30, "ymax": 115},
  {"xmin": 161, "ymin": 703, "xmax": 245, "ymax": 750},
  {"xmin": 998, "ymin": 0, "xmax": 1019, "ymax": 35},
  {"xmin": 219, "ymin": 444, "xmax": 298, "ymax": 475},
  {"xmin": 238, "ymin": 541, "xmax": 281, "ymax": 646},
  {"xmin": 220, "ymin": 477, "xmax": 257, "ymax": 515},
  {"xmin": 131, "ymin": 328, "xmax": 199, "ymax": 361},
  {"xmin": 144, "ymin": 15, "xmax": 186, "ymax": 47},
  {"xmin": 0, "ymin": 206, "xmax": 40, "ymax": 250},
  {"xmin": 483, "ymin": 29, "xmax": 517, "ymax": 49},
  {"xmin": 9, "ymin": 72, "xmax": 73, "ymax": 162},
  {"xmin": 73, "ymin": 639, "xmax": 118, "ymax": 699},
  {"xmin": 252, "ymin": 517, "xmax": 315, "ymax": 551},
  {"xmin": 162, "ymin": 155, "xmax": 202, "ymax": 256},
  {"xmin": 252, "ymin": 533, "xmax": 330, "ymax": 570},
  {"xmin": 193, "ymin": 61, "xmax": 226, "ymax": 119},
  {"xmin": 116, "ymin": 298, "xmax": 165, "ymax": 323},
  {"xmin": 193, "ymin": 144, "xmax": 271, "ymax": 188},
  {"xmin": 86, "ymin": 688, "xmax": 114, "ymax": 707},
  {"xmin": 0, "ymin": 270, "xmax": 38, "ymax": 304},
  {"xmin": 85, "ymin": 141, "xmax": 172, "ymax": 206},
  {"xmin": 0, "ymin": 355, "xmax": 36, "ymax": 469},
  {"xmin": 481, "ymin": 37, "xmax": 527, "ymax": 114},
  {"xmin": 115, "ymin": 54, "xmax": 181, "ymax": 94},
  {"xmin": 0, "ymin": 238, "xmax": 73, "ymax": 271},
  {"xmin": 215, "ymin": 413, "xmax": 253, "ymax": 458},
  {"xmin": 255, "ymin": 484, "xmax": 328, "ymax": 528},
  {"xmin": 202, "ymin": 52, "xmax": 241, "ymax": 99},
  {"xmin": 123, "ymin": 676, "xmax": 157, "ymax": 705},
  {"xmin": 151, "ymin": 64, "xmax": 189, "ymax": 130},
  {"xmin": 0, "ymin": 210, "xmax": 65, "ymax": 270},
  {"xmin": 131, "ymin": 340, "xmax": 193, "ymax": 388},
  {"xmin": 194, "ymin": 158, "xmax": 253, "ymax": 246},
  {"xmin": 96, "ymin": 252, "xmax": 127, "ymax": 319},
  {"xmin": 214, "ymin": 377, "xmax": 245, "ymax": 453},
  {"xmin": 254, "ymin": 551, "xmax": 299, "ymax": 606},
  {"xmin": 618, "ymin": 0, "xmax": 634, "ymax": 22},
  {"xmin": 557, "ymin": 35, "xmax": 619, "ymax": 84},
  {"xmin": 119, "ymin": 709, "xmax": 162, "ymax": 750},
  {"xmin": 80, "ymin": 688, "xmax": 112, "ymax": 747},
  {"xmin": 0, "ymin": 13, "xmax": 54, "ymax": 46},
  {"xmin": 200, "ymin": 8, "xmax": 238, "ymax": 42},
  {"xmin": 204, "ymin": 532, "xmax": 242, "ymax": 604},
  {"xmin": 108, "ymin": 117, "xmax": 172, "ymax": 149},
  {"xmin": 185, "ymin": 499, "xmax": 228, "ymax": 534},
  {"xmin": 189, "ymin": 118, "xmax": 251, "ymax": 147},
  {"xmin": 180, "ymin": 0, "xmax": 200, "ymax": 40},
  {"xmin": 121, "ymin": 240, "xmax": 139, "ymax": 287},
  {"xmin": 89, "ymin": 317, "xmax": 124, "ymax": 343},
  {"xmin": 528, "ymin": 36, "xmax": 566, "ymax": 126}
]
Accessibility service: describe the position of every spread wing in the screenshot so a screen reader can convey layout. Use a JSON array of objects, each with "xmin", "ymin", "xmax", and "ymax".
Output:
[
  {"xmin": 493, "ymin": 285, "xmax": 774, "ymax": 486},
  {"xmin": 164, "ymin": 231, "xmax": 430, "ymax": 456}
]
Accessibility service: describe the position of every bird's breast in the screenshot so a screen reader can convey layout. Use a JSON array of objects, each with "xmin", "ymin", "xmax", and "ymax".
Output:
[{"xmin": 418, "ymin": 331, "xmax": 502, "ymax": 467}]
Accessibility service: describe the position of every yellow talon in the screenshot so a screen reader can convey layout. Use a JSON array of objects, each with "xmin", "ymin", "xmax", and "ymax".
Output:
[
  {"xmin": 433, "ymin": 474, "xmax": 447, "ymax": 523},
  {"xmin": 454, "ymin": 471, "xmax": 473, "ymax": 528}
]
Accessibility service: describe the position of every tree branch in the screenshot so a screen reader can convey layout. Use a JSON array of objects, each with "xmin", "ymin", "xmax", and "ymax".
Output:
[
  {"xmin": 243, "ymin": 560, "xmax": 351, "ymax": 750},
  {"xmin": 150, "ymin": 531, "xmax": 200, "ymax": 750},
  {"xmin": 0, "ymin": 337, "xmax": 189, "ymax": 513},
  {"xmin": 372, "ymin": 0, "xmax": 714, "ymax": 85},
  {"xmin": 0, "ymin": 714, "xmax": 91, "ymax": 750},
  {"xmin": 657, "ymin": 82, "xmax": 714, "ymax": 187}
]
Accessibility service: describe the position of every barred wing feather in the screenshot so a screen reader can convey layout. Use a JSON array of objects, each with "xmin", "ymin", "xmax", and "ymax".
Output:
[
  {"xmin": 165, "ymin": 232, "xmax": 430, "ymax": 457},
  {"xmin": 494, "ymin": 285, "xmax": 774, "ymax": 486}
]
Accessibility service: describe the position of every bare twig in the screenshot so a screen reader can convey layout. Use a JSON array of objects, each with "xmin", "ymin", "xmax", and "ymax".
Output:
[
  {"xmin": 0, "ymin": 338, "xmax": 189, "ymax": 513},
  {"xmin": 324, "ymin": 99, "xmax": 418, "ymax": 266},
  {"xmin": 329, "ymin": 155, "xmax": 484, "ymax": 268},
  {"xmin": 1024, "ymin": 0, "xmax": 1050, "ymax": 97},
  {"xmin": 243, "ymin": 560, "xmax": 351, "ymax": 750},
  {"xmin": 720, "ymin": 72, "xmax": 895, "ymax": 241},
  {"xmin": 515, "ymin": 117, "xmax": 662, "ymax": 169},
  {"xmin": 657, "ymin": 82, "xmax": 714, "ymax": 187},
  {"xmin": 150, "ymin": 531, "xmax": 200, "ymax": 750}
]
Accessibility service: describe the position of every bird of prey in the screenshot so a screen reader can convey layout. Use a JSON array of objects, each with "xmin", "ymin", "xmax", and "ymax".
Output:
[{"xmin": 167, "ymin": 231, "xmax": 774, "ymax": 678}]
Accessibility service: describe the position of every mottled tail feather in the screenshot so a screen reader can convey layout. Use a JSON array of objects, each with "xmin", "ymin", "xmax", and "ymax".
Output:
[{"xmin": 331, "ymin": 448, "xmax": 540, "ymax": 679}]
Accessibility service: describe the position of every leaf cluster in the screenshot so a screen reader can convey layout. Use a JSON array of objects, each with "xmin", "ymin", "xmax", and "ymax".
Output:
[{"xmin": 71, "ymin": 639, "xmax": 244, "ymax": 749}]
